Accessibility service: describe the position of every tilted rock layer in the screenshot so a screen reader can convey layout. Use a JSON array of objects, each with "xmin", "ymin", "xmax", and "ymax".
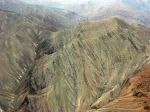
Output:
[
  {"xmin": 25, "ymin": 18, "xmax": 149, "ymax": 112},
  {"xmin": 0, "ymin": 10, "xmax": 53, "ymax": 111},
  {"xmin": 0, "ymin": 8, "xmax": 150, "ymax": 111}
]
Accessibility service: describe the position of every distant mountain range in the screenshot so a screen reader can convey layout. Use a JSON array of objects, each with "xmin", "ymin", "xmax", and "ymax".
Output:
[
  {"xmin": 64, "ymin": 0, "xmax": 150, "ymax": 26},
  {"xmin": 122, "ymin": 0, "xmax": 150, "ymax": 13},
  {"xmin": 6, "ymin": 0, "xmax": 149, "ymax": 27},
  {"xmin": 0, "ymin": 0, "xmax": 86, "ymax": 29}
]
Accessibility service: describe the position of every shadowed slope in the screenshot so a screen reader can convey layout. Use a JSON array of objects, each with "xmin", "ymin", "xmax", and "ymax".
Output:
[{"xmin": 0, "ymin": 9, "xmax": 58, "ymax": 111}]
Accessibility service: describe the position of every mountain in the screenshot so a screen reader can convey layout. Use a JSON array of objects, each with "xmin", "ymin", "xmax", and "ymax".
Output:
[
  {"xmin": 0, "ymin": 0, "xmax": 86, "ymax": 28},
  {"xmin": 0, "ymin": 8, "xmax": 54, "ymax": 111},
  {"xmin": 1, "ymin": 7, "xmax": 150, "ymax": 111},
  {"xmin": 22, "ymin": 18, "xmax": 149, "ymax": 112},
  {"xmin": 122, "ymin": 0, "xmax": 150, "ymax": 13},
  {"xmin": 95, "ymin": 63, "xmax": 150, "ymax": 112},
  {"xmin": 0, "ymin": 0, "xmax": 85, "ymax": 111},
  {"xmin": 93, "ymin": 1, "xmax": 150, "ymax": 26},
  {"xmin": 0, "ymin": 0, "xmax": 150, "ymax": 112},
  {"xmin": 66, "ymin": 0, "xmax": 150, "ymax": 27}
]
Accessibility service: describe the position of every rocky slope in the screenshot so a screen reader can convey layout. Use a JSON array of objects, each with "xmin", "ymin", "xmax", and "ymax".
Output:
[
  {"xmin": 0, "ymin": 0, "xmax": 86, "ymax": 110},
  {"xmin": 0, "ymin": 1, "xmax": 150, "ymax": 112},
  {"xmin": 0, "ymin": 9, "xmax": 54, "ymax": 111},
  {"xmin": 93, "ymin": 62, "xmax": 150, "ymax": 112},
  {"xmin": 23, "ymin": 18, "xmax": 149, "ymax": 112}
]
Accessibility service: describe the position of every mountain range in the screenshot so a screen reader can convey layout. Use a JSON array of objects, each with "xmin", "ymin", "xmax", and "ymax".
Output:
[
  {"xmin": 64, "ymin": 0, "xmax": 150, "ymax": 26},
  {"xmin": 0, "ymin": 0, "xmax": 150, "ymax": 112}
]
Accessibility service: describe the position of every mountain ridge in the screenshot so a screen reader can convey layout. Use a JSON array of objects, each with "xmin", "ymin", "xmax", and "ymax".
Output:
[
  {"xmin": 23, "ymin": 17, "xmax": 149, "ymax": 112},
  {"xmin": 64, "ymin": 0, "xmax": 150, "ymax": 27},
  {"xmin": 0, "ymin": 0, "xmax": 150, "ymax": 112}
]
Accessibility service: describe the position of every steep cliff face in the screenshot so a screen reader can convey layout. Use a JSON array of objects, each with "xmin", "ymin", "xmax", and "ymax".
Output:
[{"xmin": 25, "ymin": 18, "xmax": 149, "ymax": 112}]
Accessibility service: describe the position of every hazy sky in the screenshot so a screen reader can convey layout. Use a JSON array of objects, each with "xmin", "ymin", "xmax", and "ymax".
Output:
[
  {"xmin": 21, "ymin": 0, "xmax": 149, "ymax": 5},
  {"xmin": 21, "ymin": 0, "xmax": 98, "ymax": 4}
]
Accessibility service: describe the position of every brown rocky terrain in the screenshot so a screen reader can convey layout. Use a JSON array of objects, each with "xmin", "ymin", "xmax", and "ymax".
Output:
[
  {"xmin": 0, "ymin": 1, "xmax": 150, "ymax": 112},
  {"xmin": 0, "ymin": 9, "xmax": 52, "ymax": 111},
  {"xmin": 23, "ymin": 18, "xmax": 149, "ymax": 112},
  {"xmin": 92, "ymin": 63, "xmax": 150, "ymax": 112}
]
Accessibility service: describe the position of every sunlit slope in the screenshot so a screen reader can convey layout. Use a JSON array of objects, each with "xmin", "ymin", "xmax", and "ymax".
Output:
[
  {"xmin": 26, "ymin": 18, "xmax": 149, "ymax": 112},
  {"xmin": 94, "ymin": 63, "xmax": 150, "ymax": 112}
]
